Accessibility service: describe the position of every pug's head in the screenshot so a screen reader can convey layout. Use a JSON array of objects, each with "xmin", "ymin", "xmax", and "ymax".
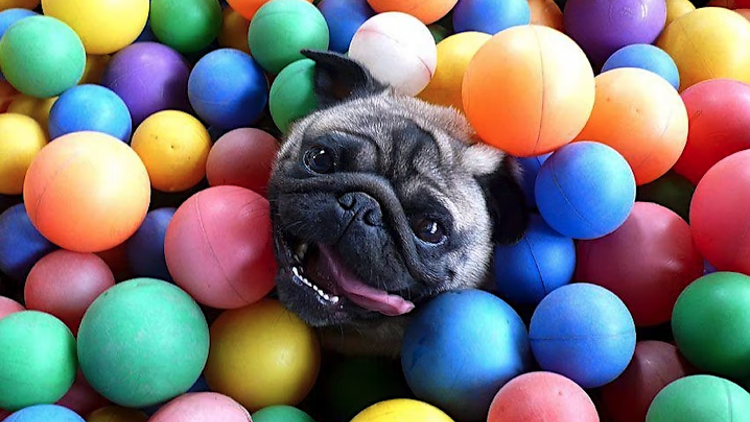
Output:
[{"xmin": 267, "ymin": 50, "xmax": 527, "ymax": 328}]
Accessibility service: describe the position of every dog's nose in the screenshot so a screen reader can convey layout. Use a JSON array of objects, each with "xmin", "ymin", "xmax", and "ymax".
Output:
[{"xmin": 338, "ymin": 192, "xmax": 383, "ymax": 226}]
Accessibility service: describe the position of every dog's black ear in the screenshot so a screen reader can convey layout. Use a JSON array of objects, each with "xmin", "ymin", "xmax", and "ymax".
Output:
[
  {"xmin": 476, "ymin": 155, "xmax": 529, "ymax": 245},
  {"xmin": 301, "ymin": 49, "xmax": 388, "ymax": 108}
]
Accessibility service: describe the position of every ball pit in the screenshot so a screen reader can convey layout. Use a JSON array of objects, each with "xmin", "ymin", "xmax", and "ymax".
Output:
[
  {"xmin": 646, "ymin": 375, "xmax": 750, "ymax": 421},
  {"xmin": 150, "ymin": 0, "xmax": 222, "ymax": 54},
  {"xmin": 0, "ymin": 113, "xmax": 47, "ymax": 195},
  {"xmin": 452, "ymin": 0, "xmax": 531, "ymax": 34},
  {"xmin": 205, "ymin": 128, "xmax": 279, "ymax": 196},
  {"xmin": 48, "ymin": 84, "xmax": 132, "ymax": 142}
]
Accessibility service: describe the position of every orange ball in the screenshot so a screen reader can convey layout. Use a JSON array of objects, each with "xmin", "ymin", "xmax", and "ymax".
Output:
[
  {"xmin": 23, "ymin": 131, "xmax": 151, "ymax": 253},
  {"xmin": 366, "ymin": 0, "xmax": 458, "ymax": 24},
  {"xmin": 0, "ymin": 80, "xmax": 18, "ymax": 113},
  {"xmin": 226, "ymin": 0, "xmax": 313, "ymax": 20},
  {"xmin": 528, "ymin": 0, "xmax": 564, "ymax": 31},
  {"xmin": 574, "ymin": 68, "xmax": 689, "ymax": 185},
  {"xmin": 218, "ymin": 6, "xmax": 251, "ymax": 54},
  {"xmin": 463, "ymin": 25, "xmax": 595, "ymax": 157}
]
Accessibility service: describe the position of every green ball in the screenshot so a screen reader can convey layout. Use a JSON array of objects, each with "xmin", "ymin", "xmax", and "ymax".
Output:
[
  {"xmin": 150, "ymin": 0, "xmax": 222, "ymax": 54},
  {"xmin": 636, "ymin": 170, "xmax": 695, "ymax": 222},
  {"xmin": 646, "ymin": 375, "xmax": 750, "ymax": 421},
  {"xmin": 672, "ymin": 272, "xmax": 750, "ymax": 377},
  {"xmin": 77, "ymin": 278, "xmax": 210, "ymax": 408},
  {"xmin": 270, "ymin": 58, "xmax": 317, "ymax": 133},
  {"xmin": 248, "ymin": 0, "xmax": 329, "ymax": 75},
  {"xmin": 0, "ymin": 16, "xmax": 85, "ymax": 98},
  {"xmin": 252, "ymin": 405, "xmax": 316, "ymax": 422},
  {"xmin": 0, "ymin": 311, "xmax": 77, "ymax": 411}
]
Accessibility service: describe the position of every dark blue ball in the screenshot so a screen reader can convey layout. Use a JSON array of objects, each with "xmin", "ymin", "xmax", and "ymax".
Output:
[
  {"xmin": 4, "ymin": 404, "xmax": 84, "ymax": 422},
  {"xmin": 453, "ymin": 0, "xmax": 530, "ymax": 34},
  {"xmin": 401, "ymin": 289, "xmax": 532, "ymax": 422},
  {"xmin": 0, "ymin": 204, "xmax": 57, "ymax": 282},
  {"xmin": 317, "ymin": 0, "xmax": 375, "ymax": 53},
  {"xmin": 48, "ymin": 84, "xmax": 133, "ymax": 142},
  {"xmin": 134, "ymin": 18, "xmax": 157, "ymax": 43},
  {"xmin": 126, "ymin": 207, "xmax": 176, "ymax": 282},
  {"xmin": 601, "ymin": 44, "xmax": 680, "ymax": 90},
  {"xmin": 516, "ymin": 153, "xmax": 551, "ymax": 209}
]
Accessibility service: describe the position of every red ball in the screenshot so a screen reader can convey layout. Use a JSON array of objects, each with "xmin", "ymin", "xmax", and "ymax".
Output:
[
  {"xmin": 164, "ymin": 185, "xmax": 277, "ymax": 309},
  {"xmin": 0, "ymin": 296, "xmax": 24, "ymax": 320},
  {"xmin": 206, "ymin": 128, "xmax": 279, "ymax": 197},
  {"xmin": 691, "ymin": 150, "xmax": 750, "ymax": 274},
  {"xmin": 488, "ymin": 371, "xmax": 599, "ymax": 422},
  {"xmin": 672, "ymin": 79, "xmax": 750, "ymax": 185},
  {"xmin": 25, "ymin": 250, "xmax": 116, "ymax": 335},
  {"xmin": 56, "ymin": 370, "xmax": 112, "ymax": 416},
  {"xmin": 576, "ymin": 202, "xmax": 704, "ymax": 327},
  {"xmin": 600, "ymin": 341, "xmax": 696, "ymax": 422}
]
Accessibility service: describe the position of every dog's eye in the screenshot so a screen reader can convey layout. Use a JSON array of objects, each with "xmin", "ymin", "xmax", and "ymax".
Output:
[
  {"xmin": 303, "ymin": 146, "xmax": 335, "ymax": 174},
  {"xmin": 411, "ymin": 217, "xmax": 446, "ymax": 244}
]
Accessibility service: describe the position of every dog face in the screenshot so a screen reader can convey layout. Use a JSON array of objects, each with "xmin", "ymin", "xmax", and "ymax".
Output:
[{"xmin": 267, "ymin": 50, "xmax": 527, "ymax": 329}]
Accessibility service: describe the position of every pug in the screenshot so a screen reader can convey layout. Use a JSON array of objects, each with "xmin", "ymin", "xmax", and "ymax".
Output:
[{"xmin": 267, "ymin": 50, "xmax": 528, "ymax": 357}]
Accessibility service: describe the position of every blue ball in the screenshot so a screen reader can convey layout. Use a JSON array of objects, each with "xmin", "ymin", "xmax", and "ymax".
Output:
[
  {"xmin": 317, "ymin": 0, "xmax": 375, "ymax": 53},
  {"xmin": 0, "ymin": 204, "xmax": 57, "ymax": 282},
  {"xmin": 601, "ymin": 44, "xmax": 680, "ymax": 90},
  {"xmin": 126, "ymin": 207, "xmax": 176, "ymax": 282},
  {"xmin": 493, "ymin": 214, "xmax": 576, "ymax": 306},
  {"xmin": 529, "ymin": 283, "xmax": 636, "ymax": 389},
  {"xmin": 5, "ymin": 404, "xmax": 85, "ymax": 422},
  {"xmin": 517, "ymin": 153, "xmax": 551, "ymax": 209},
  {"xmin": 453, "ymin": 0, "xmax": 530, "ymax": 34},
  {"xmin": 188, "ymin": 48, "xmax": 268, "ymax": 130},
  {"xmin": 48, "ymin": 84, "xmax": 133, "ymax": 142},
  {"xmin": 401, "ymin": 289, "xmax": 532, "ymax": 422},
  {"xmin": 535, "ymin": 141, "xmax": 636, "ymax": 240},
  {"xmin": 0, "ymin": 8, "xmax": 38, "ymax": 81},
  {"xmin": 134, "ymin": 18, "xmax": 157, "ymax": 43}
]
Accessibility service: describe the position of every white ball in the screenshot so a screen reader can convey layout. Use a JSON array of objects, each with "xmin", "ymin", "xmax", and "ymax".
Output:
[{"xmin": 349, "ymin": 12, "xmax": 438, "ymax": 96}]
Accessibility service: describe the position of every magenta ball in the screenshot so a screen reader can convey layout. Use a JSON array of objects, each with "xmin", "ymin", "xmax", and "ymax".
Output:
[{"xmin": 149, "ymin": 392, "xmax": 251, "ymax": 422}]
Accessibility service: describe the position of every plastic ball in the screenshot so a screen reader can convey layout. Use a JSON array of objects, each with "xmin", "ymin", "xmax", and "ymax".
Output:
[
  {"xmin": 317, "ymin": 0, "xmax": 375, "ymax": 53},
  {"xmin": 672, "ymin": 272, "xmax": 750, "ymax": 377},
  {"xmin": 164, "ymin": 185, "xmax": 276, "ymax": 309},
  {"xmin": 453, "ymin": 0, "xmax": 530, "ymax": 34},
  {"xmin": 656, "ymin": 7, "xmax": 750, "ymax": 91},
  {"xmin": 48, "ymin": 84, "xmax": 132, "ymax": 142},
  {"xmin": 77, "ymin": 278, "xmax": 209, "ymax": 408},
  {"xmin": 690, "ymin": 150, "xmax": 750, "ymax": 273},
  {"xmin": 227, "ymin": 0, "xmax": 313, "ymax": 20},
  {"xmin": 101, "ymin": 42, "xmax": 192, "ymax": 126},
  {"xmin": 55, "ymin": 371, "xmax": 112, "ymax": 418},
  {"xmin": 125, "ymin": 207, "xmax": 175, "ymax": 282},
  {"xmin": 0, "ymin": 8, "xmax": 38, "ymax": 44},
  {"xmin": 252, "ymin": 405, "xmax": 315, "ymax": 422},
  {"xmin": 23, "ymin": 131, "xmax": 150, "ymax": 253},
  {"xmin": 218, "ymin": 6, "xmax": 251, "ymax": 53},
  {"xmin": 487, "ymin": 372, "xmax": 599, "ymax": 422},
  {"xmin": 665, "ymin": 0, "xmax": 695, "ymax": 26},
  {"xmin": 738, "ymin": 8, "xmax": 750, "ymax": 20},
  {"xmin": 529, "ymin": 283, "xmax": 637, "ymax": 388},
  {"xmin": 574, "ymin": 68, "xmax": 689, "ymax": 185},
  {"xmin": 149, "ymin": 392, "xmax": 251, "ymax": 422},
  {"xmin": 0, "ymin": 311, "xmax": 77, "ymax": 411},
  {"xmin": 366, "ymin": 0, "xmax": 457, "ymax": 24},
  {"xmin": 150, "ymin": 0, "xmax": 222, "ymax": 54},
  {"xmin": 601, "ymin": 341, "xmax": 696, "ymax": 422},
  {"xmin": 528, "ymin": 0, "xmax": 564, "ymax": 31},
  {"xmin": 0, "ymin": 80, "xmax": 18, "ymax": 112},
  {"xmin": 463, "ymin": 24, "xmax": 594, "ymax": 157},
  {"xmin": 493, "ymin": 214, "xmax": 575, "ymax": 306},
  {"xmin": 41, "ymin": 0, "xmax": 148, "ymax": 55},
  {"xmin": 4, "ymin": 405, "xmax": 84, "ymax": 422},
  {"xmin": 131, "ymin": 110, "xmax": 211, "ymax": 192},
  {"xmin": 0, "ymin": 296, "xmax": 24, "ymax": 320},
  {"xmin": 206, "ymin": 128, "xmax": 279, "ymax": 196},
  {"xmin": 0, "ymin": 204, "xmax": 57, "ymax": 282},
  {"xmin": 204, "ymin": 299, "xmax": 321, "ymax": 411},
  {"xmin": 6, "ymin": 94, "xmax": 57, "ymax": 129},
  {"xmin": 0, "ymin": 15, "xmax": 85, "ymax": 98},
  {"xmin": 0, "ymin": 113, "xmax": 47, "ymax": 195},
  {"xmin": 349, "ymin": 11, "xmax": 437, "ymax": 96},
  {"xmin": 80, "ymin": 54, "xmax": 111, "ymax": 85},
  {"xmin": 418, "ymin": 31, "xmax": 491, "ymax": 112},
  {"xmin": 87, "ymin": 406, "xmax": 148, "ymax": 422},
  {"xmin": 516, "ymin": 153, "xmax": 550, "ymax": 209},
  {"xmin": 535, "ymin": 141, "xmax": 636, "ymax": 240},
  {"xmin": 188, "ymin": 48, "xmax": 268, "ymax": 130},
  {"xmin": 636, "ymin": 171, "xmax": 695, "ymax": 222},
  {"xmin": 576, "ymin": 202, "xmax": 704, "ymax": 327},
  {"xmin": 646, "ymin": 375, "xmax": 750, "ymax": 421},
  {"xmin": 247, "ymin": 0, "xmax": 329, "ymax": 75},
  {"xmin": 401, "ymin": 289, "xmax": 532, "ymax": 422},
  {"xmin": 269, "ymin": 58, "xmax": 317, "ymax": 133},
  {"xmin": 350, "ymin": 399, "xmax": 455, "ymax": 422},
  {"xmin": 601, "ymin": 44, "xmax": 680, "ymax": 90}
]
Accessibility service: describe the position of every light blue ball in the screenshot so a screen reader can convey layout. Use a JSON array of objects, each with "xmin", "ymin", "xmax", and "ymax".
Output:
[
  {"xmin": 453, "ymin": 0, "xmax": 530, "ymax": 34},
  {"xmin": 529, "ymin": 283, "xmax": 636, "ymax": 389},
  {"xmin": 401, "ymin": 289, "xmax": 532, "ymax": 422},
  {"xmin": 317, "ymin": 0, "xmax": 374, "ymax": 53},
  {"xmin": 5, "ymin": 404, "xmax": 85, "ymax": 422},
  {"xmin": 535, "ymin": 141, "xmax": 636, "ymax": 240},
  {"xmin": 188, "ymin": 48, "xmax": 268, "ymax": 130},
  {"xmin": 493, "ymin": 214, "xmax": 576, "ymax": 306},
  {"xmin": 601, "ymin": 44, "xmax": 680, "ymax": 90},
  {"xmin": 48, "ymin": 84, "xmax": 132, "ymax": 142}
]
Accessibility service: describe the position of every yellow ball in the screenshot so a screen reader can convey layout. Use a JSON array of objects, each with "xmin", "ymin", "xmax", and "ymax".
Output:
[
  {"xmin": 81, "ymin": 54, "xmax": 112, "ymax": 85},
  {"xmin": 657, "ymin": 7, "xmax": 750, "ymax": 91},
  {"xmin": 350, "ymin": 399, "xmax": 455, "ymax": 422},
  {"xmin": 41, "ymin": 0, "xmax": 149, "ymax": 55},
  {"xmin": 665, "ymin": 0, "xmax": 695, "ymax": 26},
  {"xmin": 418, "ymin": 32, "xmax": 492, "ymax": 113},
  {"xmin": 7, "ymin": 94, "xmax": 57, "ymax": 130},
  {"xmin": 0, "ymin": 0, "xmax": 39, "ymax": 10},
  {"xmin": 87, "ymin": 406, "xmax": 148, "ymax": 422},
  {"xmin": 0, "ymin": 113, "xmax": 48, "ymax": 195},
  {"xmin": 218, "ymin": 6, "xmax": 251, "ymax": 54},
  {"xmin": 204, "ymin": 299, "xmax": 320, "ymax": 412},
  {"xmin": 131, "ymin": 110, "xmax": 211, "ymax": 193}
]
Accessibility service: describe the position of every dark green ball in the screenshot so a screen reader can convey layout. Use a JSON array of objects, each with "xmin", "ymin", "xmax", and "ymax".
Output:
[{"xmin": 150, "ymin": 0, "xmax": 222, "ymax": 54}]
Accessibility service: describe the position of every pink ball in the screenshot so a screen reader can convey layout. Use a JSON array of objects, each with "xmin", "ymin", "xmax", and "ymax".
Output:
[
  {"xmin": 206, "ymin": 128, "xmax": 279, "ymax": 197},
  {"xmin": 0, "ymin": 296, "xmax": 24, "ymax": 320},
  {"xmin": 25, "ymin": 250, "xmax": 116, "ymax": 335},
  {"xmin": 149, "ymin": 392, "xmax": 251, "ymax": 422},
  {"xmin": 164, "ymin": 185, "xmax": 277, "ymax": 309},
  {"xmin": 55, "ymin": 370, "xmax": 112, "ymax": 416}
]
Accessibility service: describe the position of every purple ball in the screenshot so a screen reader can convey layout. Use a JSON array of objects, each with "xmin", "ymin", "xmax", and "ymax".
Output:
[
  {"xmin": 101, "ymin": 42, "xmax": 192, "ymax": 126},
  {"xmin": 563, "ymin": 0, "xmax": 667, "ymax": 69}
]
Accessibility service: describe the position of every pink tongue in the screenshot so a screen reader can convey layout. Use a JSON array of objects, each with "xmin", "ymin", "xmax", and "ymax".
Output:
[{"xmin": 318, "ymin": 245, "xmax": 415, "ymax": 316}]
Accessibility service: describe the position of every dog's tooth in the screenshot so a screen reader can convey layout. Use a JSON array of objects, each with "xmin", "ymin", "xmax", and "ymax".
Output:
[{"xmin": 330, "ymin": 296, "xmax": 340, "ymax": 304}]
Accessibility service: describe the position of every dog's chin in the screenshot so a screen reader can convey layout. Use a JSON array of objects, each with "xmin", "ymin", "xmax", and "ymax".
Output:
[{"xmin": 273, "ymin": 232, "xmax": 416, "ymax": 327}]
